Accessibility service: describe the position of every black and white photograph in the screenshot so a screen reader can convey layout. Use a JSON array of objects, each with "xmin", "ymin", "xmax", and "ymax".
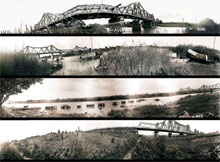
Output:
[
  {"xmin": 0, "ymin": 0, "xmax": 219, "ymax": 34},
  {"xmin": 0, "ymin": 120, "xmax": 219, "ymax": 160},
  {"xmin": 1, "ymin": 78, "xmax": 219, "ymax": 118},
  {"xmin": 0, "ymin": 0, "xmax": 219, "ymax": 161},
  {"xmin": 0, "ymin": 36, "xmax": 219, "ymax": 76}
]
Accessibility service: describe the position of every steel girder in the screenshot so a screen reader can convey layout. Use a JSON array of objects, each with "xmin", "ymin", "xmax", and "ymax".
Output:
[
  {"xmin": 34, "ymin": 2, "xmax": 155, "ymax": 30},
  {"xmin": 138, "ymin": 120, "xmax": 193, "ymax": 134},
  {"xmin": 21, "ymin": 45, "xmax": 63, "ymax": 55},
  {"xmin": 200, "ymin": 83, "xmax": 220, "ymax": 89}
]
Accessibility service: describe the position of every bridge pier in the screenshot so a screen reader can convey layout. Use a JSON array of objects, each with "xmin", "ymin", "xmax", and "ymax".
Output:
[
  {"xmin": 154, "ymin": 131, "xmax": 159, "ymax": 137},
  {"xmin": 142, "ymin": 20, "xmax": 155, "ymax": 29},
  {"xmin": 179, "ymin": 133, "xmax": 184, "ymax": 136},
  {"xmin": 132, "ymin": 20, "xmax": 143, "ymax": 32},
  {"xmin": 168, "ymin": 132, "xmax": 172, "ymax": 138}
]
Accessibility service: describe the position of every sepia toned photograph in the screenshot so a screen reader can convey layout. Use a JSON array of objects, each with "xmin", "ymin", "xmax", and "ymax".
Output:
[
  {"xmin": 0, "ymin": 0, "xmax": 219, "ymax": 35},
  {"xmin": 1, "ymin": 78, "xmax": 219, "ymax": 118},
  {"xmin": 0, "ymin": 37, "xmax": 220, "ymax": 76},
  {"xmin": 0, "ymin": 120, "xmax": 219, "ymax": 160}
]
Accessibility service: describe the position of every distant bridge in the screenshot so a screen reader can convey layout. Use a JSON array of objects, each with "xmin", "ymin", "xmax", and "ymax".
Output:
[
  {"xmin": 89, "ymin": 120, "xmax": 199, "ymax": 137},
  {"xmin": 20, "ymin": 45, "xmax": 72, "ymax": 58},
  {"xmin": 34, "ymin": 2, "xmax": 155, "ymax": 31},
  {"xmin": 200, "ymin": 83, "xmax": 220, "ymax": 90}
]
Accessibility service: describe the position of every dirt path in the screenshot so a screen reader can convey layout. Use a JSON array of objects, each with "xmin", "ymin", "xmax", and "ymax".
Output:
[{"xmin": 123, "ymin": 138, "xmax": 140, "ymax": 160}]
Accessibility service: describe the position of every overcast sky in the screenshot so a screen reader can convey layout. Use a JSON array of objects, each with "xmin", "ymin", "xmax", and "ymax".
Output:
[
  {"xmin": 0, "ymin": 37, "xmax": 219, "ymax": 51},
  {"xmin": 0, "ymin": 120, "xmax": 219, "ymax": 144},
  {"xmin": 6, "ymin": 78, "xmax": 220, "ymax": 101},
  {"xmin": 0, "ymin": 0, "xmax": 219, "ymax": 31}
]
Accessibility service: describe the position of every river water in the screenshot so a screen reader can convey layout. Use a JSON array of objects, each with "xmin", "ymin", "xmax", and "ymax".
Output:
[
  {"xmin": 4, "ymin": 93, "xmax": 197, "ymax": 117},
  {"xmin": 53, "ymin": 55, "xmax": 99, "ymax": 75},
  {"xmin": 107, "ymin": 26, "xmax": 186, "ymax": 34}
]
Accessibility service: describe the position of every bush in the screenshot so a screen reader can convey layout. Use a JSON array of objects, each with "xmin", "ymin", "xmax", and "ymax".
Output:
[
  {"xmin": 0, "ymin": 143, "xmax": 23, "ymax": 160},
  {"xmin": 176, "ymin": 93, "xmax": 220, "ymax": 117},
  {"xmin": 132, "ymin": 135, "xmax": 219, "ymax": 160},
  {"xmin": 108, "ymin": 110, "xmax": 127, "ymax": 118},
  {"xmin": 132, "ymin": 105, "xmax": 174, "ymax": 118},
  {"xmin": 0, "ymin": 52, "xmax": 51, "ymax": 75}
]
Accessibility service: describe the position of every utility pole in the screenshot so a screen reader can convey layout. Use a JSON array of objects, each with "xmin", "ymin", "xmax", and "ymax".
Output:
[{"xmin": 213, "ymin": 37, "xmax": 216, "ymax": 49}]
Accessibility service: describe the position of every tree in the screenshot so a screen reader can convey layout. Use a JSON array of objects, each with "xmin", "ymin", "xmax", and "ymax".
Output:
[{"xmin": 0, "ymin": 78, "xmax": 42, "ymax": 107}]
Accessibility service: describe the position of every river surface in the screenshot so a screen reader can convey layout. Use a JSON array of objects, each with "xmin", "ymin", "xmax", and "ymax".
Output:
[
  {"xmin": 4, "ymin": 93, "xmax": 197, "ymax": 117},
  {"xmin": 106, "ymin": 26, "xmax": 186, "ymax": 34},
  {"xmin": 53, "ymin": 55, "xmax": 99, "ymax": 75}
]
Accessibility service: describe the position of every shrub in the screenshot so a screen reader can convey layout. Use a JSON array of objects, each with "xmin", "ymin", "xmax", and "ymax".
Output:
[
  {"xmin": 0, "ymin": 52, "xmax": 51, "ymax": 75},
  {"xmin": 0, "ymin": 142, "xmax": 23, "ymax": 160},
  {"xmin": 108, "ymin": 110, "xmax": 127, "ymax": 118}
]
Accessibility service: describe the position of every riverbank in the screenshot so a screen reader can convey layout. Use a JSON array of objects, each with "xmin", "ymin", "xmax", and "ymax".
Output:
[{"xmin": 2, "ymin": 92, "xmax": 219, "ymax": 118}]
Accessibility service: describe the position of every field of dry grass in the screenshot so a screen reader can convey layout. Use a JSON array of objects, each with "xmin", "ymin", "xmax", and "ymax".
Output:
[
  {"xmin": 96, "ymin": 46, "xmax": 193, "ymax": 76},
  {"xmin": 0, "ymin": 132, "xmax": 138, "ymax": 160}
]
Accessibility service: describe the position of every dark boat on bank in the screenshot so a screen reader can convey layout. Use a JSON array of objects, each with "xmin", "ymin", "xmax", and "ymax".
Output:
[
  {"xmin": 186, "ymin": 49, "xmax": 215, "ymax": 64},
  {"xmin": 80, "ymin": 52, "xmax": 103, "ymax": 60}
]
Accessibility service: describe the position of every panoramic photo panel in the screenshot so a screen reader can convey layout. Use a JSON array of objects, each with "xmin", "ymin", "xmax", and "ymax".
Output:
[
  {"xmin": 0, "ymin": 120, "xmax": 219, "ymax": 160},
  {"xmin": 1, "ymin": 78, "xmax": 219, "ymax": 118},
  {"xmin": 0, "ymin": 0, "xmax": 219, "ymax": 34},
  {"xmin": 0, "ymin": 36, "xmax": 219, "ymax": 76}
]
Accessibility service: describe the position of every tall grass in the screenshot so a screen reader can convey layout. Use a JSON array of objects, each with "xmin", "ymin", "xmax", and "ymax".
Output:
[
  {"xmin": 96, "ymin": 46, "xmax": 193, "ymax": 76},
  {"xmin": 0, "ymin": 52, "xmax": 51, "ymax": 75}
]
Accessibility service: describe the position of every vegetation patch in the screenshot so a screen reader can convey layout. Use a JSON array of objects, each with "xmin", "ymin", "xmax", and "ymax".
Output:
[
  {"xmin": 176, "ymin": 93, "xmax": 220, "ymax": 117},
  {"xmin": 132, "ymin": 135, "xmax": 220, "ymax": 160},
  {"xmin": 96, "ymin": 46, "xmax": 193, "ymax": 76},
  {"xmin": 0, "ymin": 52, "xmax": 51, "ymax": 75}
]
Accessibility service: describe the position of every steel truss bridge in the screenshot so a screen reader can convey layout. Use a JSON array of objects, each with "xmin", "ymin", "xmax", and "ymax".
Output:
[
  {"xmin": 200, "ymin": 83, "xmax": 220, "ymax": 90},
  {"xmin": 89, "ymin": 120, "xmax": 199, "ymax": 137},
  {"xmin": 20, "ymin": 45, "xmax": 71, "ymax": 58},
  {"xmin": 34, "ymin": 2, "xmax": 155, "ymax": 31}
]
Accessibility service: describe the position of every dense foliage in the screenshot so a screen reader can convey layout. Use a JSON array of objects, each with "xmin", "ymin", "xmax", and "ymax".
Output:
[
  {"xmin": 132, "ymin": 135, "xmax": 219, "ymax": 160},
  {"xmin": 0, "ymin": 143, "xmax": 23, "ymax": 160},
  {"xmin": 0, "ymin": 52, "xmax": 51, "ymax": 75},
  {"xmin": 176, "ymin": 93, "xmax": 220, "ymax": 117},
  {"xmin": 0, "ymin": 78, "xmax": 42, "ymax": 107}
]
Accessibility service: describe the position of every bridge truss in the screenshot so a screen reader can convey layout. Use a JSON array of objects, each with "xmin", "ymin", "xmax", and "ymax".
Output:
[
  {"xmin": 139, "ymin": 120, "xmax": 192, "ymax": 133},
  {"xmin": 200, "ymin": 83, "xmax": 220, "ymax": 90},
  {"xmin": 89, "ymin": 120, "xmax": 199, "ymax": 136},
  {"xmin": 34, "ymin": 2, "xmax": 155, "ymax": 31},
  {"xmin": 20, "ymin": 45, "xmax": 68, "ymax": 58}
]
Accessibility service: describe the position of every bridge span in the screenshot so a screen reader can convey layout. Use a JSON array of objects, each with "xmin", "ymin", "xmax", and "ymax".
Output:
[
  {"xmin": 20, "ymin": 45, "xmax": 72, "ymax": 59},
  {"xmin": 88, "ymin": 120, "xmax": 199, "ymax": 137},
  {"xmin": 34, "ymin": 2, "xmax": 156, "ymax": 32}
]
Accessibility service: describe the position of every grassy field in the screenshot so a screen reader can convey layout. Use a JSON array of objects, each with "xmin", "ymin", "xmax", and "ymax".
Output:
[
  {"xmin": 0, "ymin": 52, "xmax": 51, "ymax": 75},
  {"xmin": 108, "ymin": 92, "xmax": 220, "ymax": 118},
  {"xmin": 0, "ymin": 132, "xmax": 138, "ymax": 160},
  {"xmin": 108, "ymin": 105, "xmax": 176, "ymax": 118},
  {"xmin": 96, "ymin": 45, "xmax": 220, "ymax": 76},
  {"xmin": 176, "ymin": 92, "xmax": 220, "ymax": 117},
  {"xmin": 1, "ymin": 131, "xmax": 219, "ymax": 160},
  {"xmin": 132, "ymin": 134, "xmax": 220, "ymax": 160},
  {"xmin": 96, "ymin": 46, "xmax": 192, "ymax": 76}
]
